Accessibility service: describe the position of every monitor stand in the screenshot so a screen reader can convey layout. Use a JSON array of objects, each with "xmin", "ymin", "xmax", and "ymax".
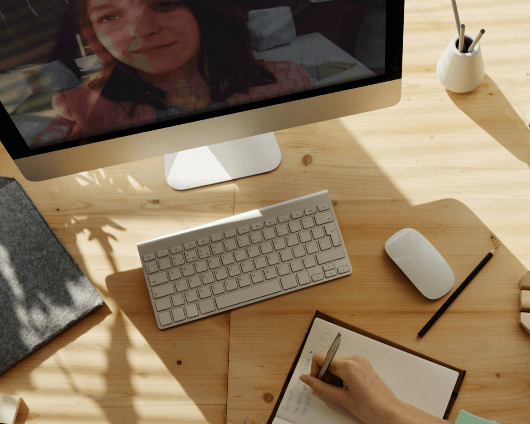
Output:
[{"xmin": 164, "ymin": 132, "xmax": 281, "ymax": 190}]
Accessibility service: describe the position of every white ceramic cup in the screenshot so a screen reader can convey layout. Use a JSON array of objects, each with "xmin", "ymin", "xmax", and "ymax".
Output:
[{"xmin": 437, "ymin": 32, "xmax": 485, "ymax": 93}]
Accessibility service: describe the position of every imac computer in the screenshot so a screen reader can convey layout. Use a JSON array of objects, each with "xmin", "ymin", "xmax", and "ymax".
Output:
[{"xmin": 0, "ymin": 0, "xmax": 404, "ymax": 190}]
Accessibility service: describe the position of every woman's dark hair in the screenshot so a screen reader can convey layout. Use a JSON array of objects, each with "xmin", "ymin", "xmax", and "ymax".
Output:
[{"xmin": 77, "ymin": 0, "xmax": 276, "ymax": 113}]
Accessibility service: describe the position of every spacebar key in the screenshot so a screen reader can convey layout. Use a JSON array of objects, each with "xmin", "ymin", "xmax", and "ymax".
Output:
[
  {"xmin": 215, "ymin": 280, "xmax": 282, "ymax": 310},
  {"xmin": 316, "ymin": 248, "xmax": 346, "ymax": 265}
]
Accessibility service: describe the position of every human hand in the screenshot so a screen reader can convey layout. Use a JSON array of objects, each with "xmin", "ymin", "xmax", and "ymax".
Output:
[{"xmin": 226, "ymin": 416, "xmax": 265, "ymax": 424}]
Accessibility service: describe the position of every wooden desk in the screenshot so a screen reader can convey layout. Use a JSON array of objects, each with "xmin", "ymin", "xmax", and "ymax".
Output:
[{"xmin": 1, "ymin": 0, "xmax": 530, "ymax": 423}]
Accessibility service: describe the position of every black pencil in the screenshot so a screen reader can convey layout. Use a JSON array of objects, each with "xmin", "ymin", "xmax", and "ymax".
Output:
[{"xmin": 418, "ymin": 246, "xmax": 498, "ymax": 338}]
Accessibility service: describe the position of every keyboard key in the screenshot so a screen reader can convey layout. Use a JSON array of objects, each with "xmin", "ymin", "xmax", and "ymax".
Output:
[
  {"xmin": 170, "ymin": 245, "xmax": 183, "ymax": 254},
  {"xmin": 152, "ymin": 283, "xmax": 175, "ymax": 298},
  {"xmin": 276, "ymin": 224, "xmax": 289, "ymax": 237},
  {"xmin": 251, "ymin": 222, "xmax": 264, "ymax": 231},
  {"xmin": 158, "ymin": 311, "xmax": 172, "ymax": 326},
  {"xmin": 234, "ymin": 249, "xmax": 248, "ymax": 262},
  {"xmin": 168, "ymin": 268, "xmax": 182, "ymax": 280},
  {"xmin": 208, "ymin": 257, "xmax": 221, "ymax": 269},
  {"xmin": 293, "ymin": 245, "xmax": 306, "ymax": 258},
  {"xmin": 157, "ymin": 249, "xmax": 170, "ymax": 258},
  {"xmin": 228, "ymin": 264, "xmax": 241, "ymax": 277},
  {"xmin": 172, "ymin": 307, "xmax": 186, "ymax": 321},
  {"xmin": 305, "ymin": 207, "xmax": 317, "ymax": 215},
  {"xmin": 264, "ymin": 267, "xmax": 277, "ymax": 280},
  {"xmin": 176, "ymin": 280, "xmax": 188, "ymax": 292},
  {"xmin": 247, "ymin": 246, "xmax": 260, "ymax": 258},
  {"xmin": 277, "ymin": 263, "xmax": 291, "ymax": 276},
  {"xmin": 267, "ymin": 252, "xmax": 280, "ymax": 266},
  {"xmin": 301, "ymin": 217, "xmax": 315, "ymax": 229},
  {"xmin": 201, "ymin": 271, "xmax": 215, "ymax": 285},
  {"xmin": 215, "ymin": 280, "xmax": 282, "ymax": 309},
  {"xmin": 241, "ymin": 260, "xmax": 255, "ymax": 273},
  {"xmin": 316, "ymin": 248, "xmax": 346, "ymax": 265},
  {"xmin": 238, "ymin": 275, "xmax": 252, "ymax": 287},
  {"xmin": 325, "ymin": 269, "xmax": 337, "ymax": 278},
  {"xmin": 155, "ymin": 298, "xmax": 171, "ymax": 311},
  {"xmin": 199, "ymin": 286, "xmax": 212, "ymax": 299},
  {"xmin": 299, "ymin": 231, "xmax": 312, "ymax": 243},
  {"xmin": 185, "ymin": 250, "xmax": 198, "ymax": 262},
  {"xmin": 198, "ymin": 299, "xmax": 216, "ymax": 314},
  {"xmin": 211, "ymin": 233, "xmax": 223, "ymax": 242},
  {"xmin": 250, "ymin": 231, "xmax": 263, "ymax": 244},
  {"xmin": 182, "ymin": 265, "xmax": 195, "ymax": 277},
  {"xmin": 172, "ymin": 254, "xmax": 185, "ymax": 266},
  {"xmin": 330, "ymin": 231, "xmax": 342, "ymax": 246},
  {"xmin": 251, "ymin": 271, "xmax": 264, "ymax": 284},
  {"xmin": 265, "ymin": 218, "xmax": 276, "ymax": 227},
  {"xmin": 311, "ymin": 227, "xmax": 325, "ymax": 239},
  {"xmin": 185, "ymin": 304, "xmax": 199, "ymax": 318},
  {"xmin": 145, "ymin": 261, "xmax": 158, "ymax": 274},
  {"xmin": 149, "ymin": 272, "xmax": 168, "ymax": 286},
  {"xmin": 306, "ymin": 242, "xmax": 319, "ymax": 255},
  {"xmin": 172, "ymin": 294, "xmax": 185, "ymax": 306},
  {"xmin": 318, "ymin": 203, "xmax": 330, "ymax": 212},
  {"xmin": 290, "ymin": 260, "xmax": 304, "ymax": 272},
  {"xmin": 315, "ymin": 211, "xmax": 334, "ymax": 226},
  {"xmin": 189, "ymin": 276, "xmax": 202, "ymax": 288},
  {"xmin": 186, "ymin": 290, "xmax": 198, "ymax": 303},
  {"xmin": 212, "ymin": 282, "xmax": 225, "ymax": 295},
  {"xmin": 325, "ymin": 223, "xmax": 337, "ymax": 235},
  {"xmin": 278, "ymin": 214, "xmax": 290, "ymax": 223},
  {"xmin": 286, "ymin": 235, "xmax": 299, "ymax": 247},
  {"xmin": 273, "ymin": 238, "xmax": 286, "ymax": 250},
  {"xmin": 291, "ymin": 210, "xmax": 304, "ymax": 219},
  {"xmin": 222, "ymin": 253, "xmax": 235, "ymax": 265},
  {"xmin": 238, "ymin": 225, "xmax": 251, "ymax": 234},
  {"xmin": 323, "ymin": 263, "xmax": 335, "ymax": 272},
  {"xmin": 198, "ymin": 246, "xmax": 211, "ymax": 259},
  {"xmin": 224, "ymin": 239, "xmax": 238, "ymax": 251},
  {"xmin": 254, "ymin": 257, "xmax": 268, "ymax": 269},
  {"xmin": 297, "ymin": 271, "xmax": 311, "ymax": 285},
  {"xmin": 216, "ymin": 268, "xmax": 228, "ymax": 280},
  {"xmin": 225, "ymin": 229, "xmax": 237, "ymax": 238},
  {"xmin": 260, "ymin": 242, "xmax": 274, "ymax": 254},
  {"xmin": 263, "ymin": 228, "xmax": 276, "ymax": 240},
  {"xmin": 237, "ymin": 235, "xmax": 251, "ymax": 248},
  {"xmin": 280, "ymin": 249, "xmax": 293, "ymax": 262},
  {"xmin": 280, "ymin": 275, "xmax": 297, "ymax": 290},
  {"xmin": 143, "ymin": 253, "xmax": 156, "ymax": 261},
  {"xmin": 195, "ymin": 260, "xmax": 208, "ymax": 273},
  {"xmin": 289, "ymin": 220, "xmax": 302, "ymax": 232},
  {"xmin": 338, "ymin": 265, "xmax": 350, "ymax": 274},
  {"xmin": 184, "ymin": 241, "xmax": 197, "ymax": 250},
  {"xmin": 197, "ymin": 237, "xmax": 210, "ymax": 246},
  {"xmin": 312, "ymin": 273, "xmax": 324, "ymax": 282},
  {"xmin": 303, "ymin": 256, "xmax": 317, "ymax": 268},
  {"xmin": 319, "ymin": 237, "xmax": 332, "ymax": 251},
  {"xmin": 211, "ymin": 243, "xmax": 224, "ymax": 255},
  {"xmin": 225, "ymin": 279, "xmax": 238, "ymax": 291}
]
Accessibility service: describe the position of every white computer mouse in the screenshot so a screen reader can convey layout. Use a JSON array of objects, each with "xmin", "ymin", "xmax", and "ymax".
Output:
[{"xmin": 385, "ymin": 228, "xmax": 454, "ymax": 300}]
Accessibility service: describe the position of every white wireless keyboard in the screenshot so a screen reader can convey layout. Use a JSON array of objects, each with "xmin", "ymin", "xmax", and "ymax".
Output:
[{"xmin": 137, "ymin": 190, "xmax": 352, "ymax": 329}]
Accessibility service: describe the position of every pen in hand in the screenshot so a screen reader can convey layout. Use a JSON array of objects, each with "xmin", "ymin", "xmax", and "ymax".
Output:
[{"xmin": 317, "ymin": 332, "xmax": 342, "ymax": 380}]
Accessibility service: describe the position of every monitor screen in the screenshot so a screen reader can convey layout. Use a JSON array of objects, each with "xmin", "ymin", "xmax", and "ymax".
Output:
[{"xmin": 0, "ymin": 0, "xmax": 401, "ymax": 167}]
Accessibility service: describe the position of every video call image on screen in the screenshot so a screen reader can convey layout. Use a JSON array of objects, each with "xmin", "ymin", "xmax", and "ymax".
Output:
[{"xmin": 0, "ymin": 0, "xmax": 386, "ymax": 149}]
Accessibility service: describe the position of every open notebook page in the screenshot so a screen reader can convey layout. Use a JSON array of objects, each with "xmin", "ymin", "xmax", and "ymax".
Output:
[{"xmin": 273, "ymin": 318, "xmax": 459, "ymax": 424}]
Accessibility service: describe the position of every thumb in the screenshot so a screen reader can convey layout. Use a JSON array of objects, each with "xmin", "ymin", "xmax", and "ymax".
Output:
[{"xmin": 299, "ymin": 375, "xmax": 348, "ymax": 406}]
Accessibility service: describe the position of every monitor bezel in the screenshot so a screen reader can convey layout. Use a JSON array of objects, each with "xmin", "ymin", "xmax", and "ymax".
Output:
[{"xmin": 1, "ymin": 0, "xmax": 404, "ymax": 166}]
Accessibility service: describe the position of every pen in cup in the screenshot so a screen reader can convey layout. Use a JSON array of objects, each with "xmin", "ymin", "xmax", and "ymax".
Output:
[{"xmin": 317, "ymin": 332, "xmax": 341, "ymax": 380}]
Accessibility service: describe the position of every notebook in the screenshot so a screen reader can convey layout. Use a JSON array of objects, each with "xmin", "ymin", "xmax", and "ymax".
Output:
[
  {"xmin": 268, "ymin": 311, "xmax": 465, "ymax": 424},
  {"xmin": 0, "ymin": 176, "xmax": 104, "ymax": 376}
]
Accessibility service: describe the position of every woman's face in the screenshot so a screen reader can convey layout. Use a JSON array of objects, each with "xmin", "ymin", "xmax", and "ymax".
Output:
[{"xmin": 88, "ymin": 0, "xmax": 201, "ymax": 75}]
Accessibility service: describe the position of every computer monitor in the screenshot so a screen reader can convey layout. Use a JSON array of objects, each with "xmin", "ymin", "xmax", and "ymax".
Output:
[{"xmin": 0, "ymin": 0, "xmax": 403, "ymax": 190}]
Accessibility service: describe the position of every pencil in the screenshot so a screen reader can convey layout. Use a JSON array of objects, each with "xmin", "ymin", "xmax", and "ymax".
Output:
[
  {"xmin": 451, "ymin": 0, "xmax": 461, "ymax": 35},
  {"xmin": 418, "ymin": 247, "xmax": 498, "ymax": 338},
  {"xmin": 458, "ymin": 24, "xmax": 466, "ymax": 52},
  {"xmin": 468, "ymin": 29, "xmax": 485, "ymax": 53}
]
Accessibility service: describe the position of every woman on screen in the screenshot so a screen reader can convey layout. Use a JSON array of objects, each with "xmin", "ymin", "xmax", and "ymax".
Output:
[{"xmin": 35, "ymin": 0, "xmax": 312, "ymax": 145}]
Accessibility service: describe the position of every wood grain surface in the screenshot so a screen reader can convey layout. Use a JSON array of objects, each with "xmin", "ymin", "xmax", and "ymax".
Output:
[{"xmin": 1, "ymin": 0, "xmax": 530, "ymax": 423}]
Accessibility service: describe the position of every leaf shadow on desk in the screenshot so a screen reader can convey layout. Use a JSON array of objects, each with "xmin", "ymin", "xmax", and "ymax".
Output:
[{"xmin": 447, "ymin": 74, "xmax": 530, "ymax": 165}]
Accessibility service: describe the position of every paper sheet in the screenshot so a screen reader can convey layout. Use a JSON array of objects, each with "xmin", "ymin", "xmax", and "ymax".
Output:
[{"xmin": 274, "ymin": 318, "xmax": 459, "ymax": 424}]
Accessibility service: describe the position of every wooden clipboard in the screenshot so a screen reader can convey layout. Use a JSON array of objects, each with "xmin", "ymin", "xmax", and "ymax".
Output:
[{"xmin": 267, "ymin": 311, "xmax": 466, "ymax": 423}]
